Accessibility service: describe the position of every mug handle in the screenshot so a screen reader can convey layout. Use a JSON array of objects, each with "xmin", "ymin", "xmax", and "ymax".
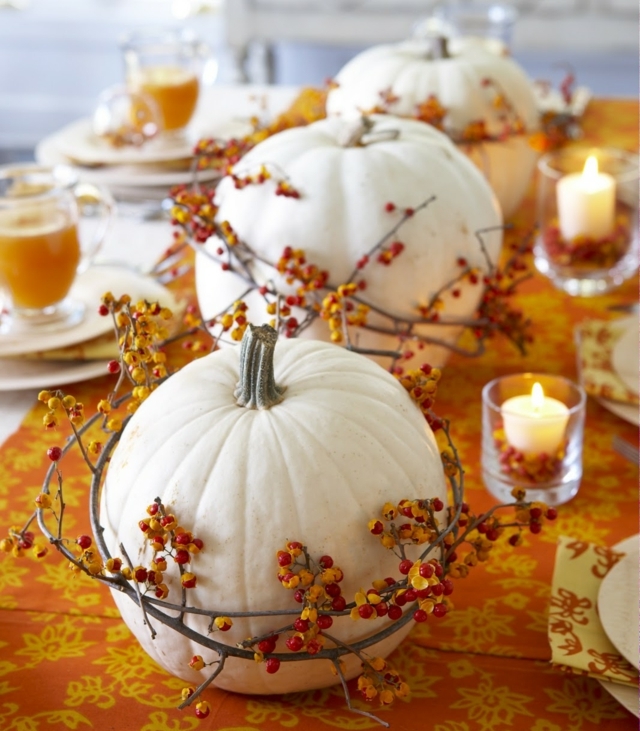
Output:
[{"xmin": 73, "ymin": 182, "xmax": 116, "ymax": 271}]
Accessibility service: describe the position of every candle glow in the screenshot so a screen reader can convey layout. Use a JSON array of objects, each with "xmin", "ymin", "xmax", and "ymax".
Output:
[{"xmin": 501, "ymin": 381, "xmax": 570, "ymax": 456}]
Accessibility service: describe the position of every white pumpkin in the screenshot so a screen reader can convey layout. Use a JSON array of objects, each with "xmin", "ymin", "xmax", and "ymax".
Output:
[
  {"xmin": 196, "ymin": 113, "xmax": 502, "ymax": 368},
  {"xmin": 326, "ymin": 37, "xmax": 539, "ymax": 218},
  {"xmin": 100, "ymin": 330, "xmax": 448, "ymax": 694}
]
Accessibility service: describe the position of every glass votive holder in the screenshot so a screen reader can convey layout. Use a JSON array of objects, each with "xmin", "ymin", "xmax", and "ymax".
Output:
[
  {"xmin": 423, "ymin": 1, "xmax": 518, "ymax": 47},
  {"xmin": 534, "ymin": 147, "xmax": 639, "ymax": 297},
  {"xmin": 482, "ymin": 373, "xmax": 586, "ymax": 506}
]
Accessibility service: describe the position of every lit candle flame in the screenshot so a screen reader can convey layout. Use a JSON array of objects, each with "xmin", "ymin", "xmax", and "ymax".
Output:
[
  {"xmin": 531, "ymin": 382, "xmax": 544, "ymax": 413},
  {"xmin": 582, "ymin": 155, "xmax": 603, "ymax": 193}
]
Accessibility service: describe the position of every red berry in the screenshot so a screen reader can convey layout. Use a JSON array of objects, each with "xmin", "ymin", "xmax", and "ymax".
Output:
[
  {"xmin": 405, "ymin": 207, "xmax": 414, "ymax": 217},
  {"xmin": 508, "ymin": 534, "xmax": 520, "ymax": 546},
  {"xmin": 191, "ymin": 537, "xmax": 204, "ymax": 550},
  {"xmin": 477, "ymin": 522, "xmax": 488, "ymax": 534},
  {"xmin": 447, "ymin": 551, "xmax": 458, "ymax": 563},
  {"xmin": 413, "ymin": 609, "xmax": 428, "ymax": 623},
  {"xmin": 195, "ymin": 706, "xmax": 210, "ymax": 719},
  {"xmin": 286, "ymin": 636, "xmax": 304, "ymax": 651},
  {"xmin": 325, "ymin": 582, "xmax": 341, "ymax": 597},
  {"xmin": 529, "ymin": 521, "xmax": 542, "ymax": 534},
  {"xmin": 529, "ymin": 507, "xmax": 543, "ymax": 519},
  {"xmin": 385, "ymin": 577, "xmax": 396, "ymax": 586},
  {"xmin": 134, "ymin": 567, "xmax": 148, "ymax": 583},
  {"xmin": 76, "ymin": 535, "xmax": 92, "ymax": 550},
  {"xmin": 265, "ymin": 658, "xmax": 281, "ymax": 674},
  {"xmin": 293, "ymin": 589, "xmax": 305, "ymax": 604},
  {"xmin": 98, "ymin": 304, "xmax": 109, "ymax": 316},
  {"xmin": 486, "ymin": 528, "xmax": 499, "ymax": 541},
  {"xmin": 419, "ymin": 563, "xmax": 434, "ymax": 579},
  {"xmin": 395, "ymin": 592, "xmax": 408, "ymax": 607},
  {"xmin": 358, "ymin": 604, "xmax": 374, "ymax": 619},
  {"xmin": 277, "ymin": 552, "xmax": 292, "ymax": 567},
  {"xmin": 384, "ymin": 202, "xmax": 396, "ymax": 212},
  {"xmin": 434, "ymin": 563, "xmax": 444, "ymax": 578},
  {"xmin": 432, "ymin": 498, "xmax": 444, "ymax": 512},
  {"xmin": 317, "ymin": 615, "xmax": 333, "ymax": 630},
  {"xmin": 318, "ymin": 555, "xmax": 333, "ymax": 569},
  {"xmin": 546, "ymin": 507, "xmax": 558, "ymax": 520},
  {"xmin": 442, "ymin": 579, "xmax": 454, "ymax": 595},
  {"xmin": 460, "ymin": 502, "xmax": 470, "ymax": 514},
  {"xmin": 47, "ymin": 446, "xmax": 62, "ymax": 462},
  {"xmin": 258, "ymin": 639, "xmax": 276, "ymax": 654},
  {"xmin": 399, "ymin": 559, "xmax": 413, "ymax": 575},
  {"xmin": 18, "ymin": 531, "xmax": 34, "ymax": 549},
  {"xmin": 293, "ymin": 618, "xmax": 310, "ymax": 633},
  {"xmin": 174, "ymin": 549, "xmax": 190, "ymax": 564},
  {"xmin": 375, "ymin": 602, "xmax": 389, "ymax": 617},
  {"xmin": 369, "ymin": 520, "xmax": 384, "ymax": 535},
  {"xmin": 332, "ymin": 596, "xmax": 347, "ymax": 611},
  {"xmin": 416, "ymin": 587, "xmax": 432, "ymax": 599},
  {"xmin": 433, "ymin": 603, "xmax": 447, "ymax": 618},
  {"xmin": 174, "ymin": 533, "xmax": 191, "ymax": 545},
  {"xmin": 107, "ymin": 359, "xmax": 121, "ymax": 375},
  {"xmin": 404, "ymin": 588, "xmax": 417, "ymax": 602},
  {"xmin": 388, "ymin": 605, "xmax": 403, "ymax": 620},
  {"xmin": 431, "ymin": 583, "xmax": 444, "ymax": 597},
  {"xmin": 306, "ymin": 639, "xmax": 321, "ymax": 655}
]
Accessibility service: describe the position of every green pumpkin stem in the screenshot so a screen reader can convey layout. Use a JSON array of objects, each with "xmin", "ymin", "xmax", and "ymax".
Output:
[{"xmin": 235, "ymin": 324, "xmax": 286, "ymax": 410}]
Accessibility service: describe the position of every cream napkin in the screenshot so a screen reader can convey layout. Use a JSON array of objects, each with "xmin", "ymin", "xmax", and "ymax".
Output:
[
  {"xmin": 548, "ymin": 536, "xmax": 638, "ymax": 687},
  {"xmin": 576, "ymin": 319, "xmax": 638, "ymax": 405}
]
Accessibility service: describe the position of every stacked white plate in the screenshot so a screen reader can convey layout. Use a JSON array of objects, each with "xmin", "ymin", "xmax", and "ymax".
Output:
[
  {"xmin": 601, "ymin": 316, "xmax": 639, "ymax": 426},
  {"xmin": 0, "ymin": 265, "xmax": 181, "ymax": 391},
  {"xmin": 35, "ymin": 85, "xmax": 300, "ymax": 201}
]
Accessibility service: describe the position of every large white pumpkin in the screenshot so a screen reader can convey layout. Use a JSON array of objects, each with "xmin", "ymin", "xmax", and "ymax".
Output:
[
  {"xmin": 326, "ymin": 37, "xmax": 539, "ymax": 218},
  {"xmin": 196, "ymin": 113, "xmax": 502, "ymax": 368},
  {"xmin": 100, "ymin": 332, "xmax": 448, "ymax": 694}
]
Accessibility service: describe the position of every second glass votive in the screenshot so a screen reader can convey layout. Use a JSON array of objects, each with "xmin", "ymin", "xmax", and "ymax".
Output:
[
  {"xmin": 482, "ymin": 373, "xmax": 586, "ymax": 506},
  {"xmin": 534, "ymin": 147, "xmax": 639, "ymax": 296}
]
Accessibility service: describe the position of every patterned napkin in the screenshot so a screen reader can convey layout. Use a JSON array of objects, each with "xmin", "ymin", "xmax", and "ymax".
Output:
[
  {"xmin": 548, "ymin": 536, "xmax": 638, "ymax": 687},
  {"xmin": 575, "ymin": 318, "xmax": 639, "ymax": 405}
]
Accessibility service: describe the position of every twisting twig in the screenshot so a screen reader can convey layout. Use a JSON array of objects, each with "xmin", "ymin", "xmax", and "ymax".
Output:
[
  {"xmin": 332, "ymin": 659, "xmax": 389, "ymax": 728},
  {"xmin": 178, "ymin": 653, "xmax": 227, "ymax": 710},
  {"xmin": 119, "ymin": 542, "xmax": 157, "ymax": 640}
]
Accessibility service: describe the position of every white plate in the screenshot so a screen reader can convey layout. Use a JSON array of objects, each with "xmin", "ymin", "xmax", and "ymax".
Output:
[
  {"xmin": 0, "ymin": 358, "xmax": 110, "ymax": 391},
  {"xmin": 0, "ymin": 265, "xmax": 180, "ymax": 358},
  {"xmin": 597, "ymin": 534, "xmax": 640, "ymax": 718},
  {"xmin": 611, "ymin": 316, "xmax": 638, "ymax": 397},
  {"xmin": 597, "ymin": 398, "xmax": 639, "ymax": 426},
  {"xmin": 35, "ymin": 133, "xmax": 222, "ymax": 189}
]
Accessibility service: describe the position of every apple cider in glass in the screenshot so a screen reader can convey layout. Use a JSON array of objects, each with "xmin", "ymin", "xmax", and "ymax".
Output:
[{"xmin": 131, "ymin": 66, "xmax": 199, "ymax": 131}]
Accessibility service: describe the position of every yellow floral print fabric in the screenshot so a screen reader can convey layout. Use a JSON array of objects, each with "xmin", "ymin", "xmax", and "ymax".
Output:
[
  {"xmin": 0, "ymin": 99, "xmax": 637, "ymax": 731},
  {"xmin": 549, "ymin": 537, "xmax": 638, "ymax": 686}
]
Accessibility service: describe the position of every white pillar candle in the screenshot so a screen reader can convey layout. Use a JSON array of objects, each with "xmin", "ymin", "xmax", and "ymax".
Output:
[
  {"xmin": 556, "ymin": 155, "xmax": 616, "ymax": 241},
  {"xmin": 501, "ymin": 382, "xmax": 570, "ymax": 455}
]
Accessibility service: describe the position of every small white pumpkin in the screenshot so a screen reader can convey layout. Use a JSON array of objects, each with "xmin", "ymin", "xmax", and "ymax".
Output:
[
  {"xmin": 196, "ymin": 113, "xmax": 502, "ymax": 368},
  {"xmin": 326, "ymin": 37, "xmax": 539, "ymax": 218},
  {"xmin": 100, "ymin": 328, "xmax": 448, "ymax": 694}
]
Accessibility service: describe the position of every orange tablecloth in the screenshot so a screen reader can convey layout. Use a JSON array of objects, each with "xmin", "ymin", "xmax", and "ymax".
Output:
[{"xmin": 0, "ymin": 99, "xmax": 638, "ymax": 731}]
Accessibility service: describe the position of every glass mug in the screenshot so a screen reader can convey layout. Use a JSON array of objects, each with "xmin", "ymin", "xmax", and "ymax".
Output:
[
  {"xmin": 121, "ymin": 28, "xmax": 209, "ymax": 137},
  {"xmin": 0, "ymin": 165, "xmax": 114, "ymax": 333}
]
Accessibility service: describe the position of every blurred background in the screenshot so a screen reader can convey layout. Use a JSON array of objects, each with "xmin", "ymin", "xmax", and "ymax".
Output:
[{"xmin": 0, "ymin": 0, "xmax": 637, "ymax": 163}]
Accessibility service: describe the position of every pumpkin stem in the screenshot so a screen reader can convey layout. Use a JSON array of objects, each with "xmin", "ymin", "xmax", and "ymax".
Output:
[
  {"xmin": 338, "ymin": 116, "xmax": 400, "ymax": 147},
  {"xmin": 235, "ymin": 324, "xmax": 286, "ymax": 410},
  {"xmin": 431, "ymin": 35, "xmax": 450, "ymax": 59}
]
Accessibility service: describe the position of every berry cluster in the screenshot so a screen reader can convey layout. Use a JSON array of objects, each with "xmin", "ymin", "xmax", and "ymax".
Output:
[
  {"xmin": 38, "ymin": 390, "xmax": 84, "ymax": 430},
  {"xmin": 98, "ymin": 293, "xmax": 174, "ymax": 418},
  {"xmin": 357, "ymin": 656, "xmax": 410, "ymax": 705},
  {"xmin": 319, "ymin": 283, "xmax": 370, "ymax": 344},
  {"xmin": 494, "ymin": 429, "xmax": 564, "ymax": 484},
  {"xmin": 542, "ymin": 218, "xmax": 630, "ymax": 270},
  {"xmin": 397, "ymin": 364, "xmax": 442, "ymax": 428},
  {"xmin": 135, "ymin": 499, "xmax": 206, "ymax": 599},
  {"xmin": 0, "ymin": 527, "xmax": 47, "ymax": 560}
]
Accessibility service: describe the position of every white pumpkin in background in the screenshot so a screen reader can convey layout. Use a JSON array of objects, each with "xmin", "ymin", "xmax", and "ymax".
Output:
[
  {"xmin": 196, "ymin": 114, "xmax": 502, "ymax": 368},
  {"xmin": 326, "ymin": 37, "xmax": 539, "ymax": 218},
  {"xmin": 100, "ymin": 330, "xmax": 448, "ymax": 694}
]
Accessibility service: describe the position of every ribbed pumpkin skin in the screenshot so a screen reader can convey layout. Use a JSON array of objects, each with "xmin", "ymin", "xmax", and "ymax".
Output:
[
  {"xmin": 326, "ymin": 38, "xmax": 539, "ymax": 217},
  {"xmin": 100, "ymin": 339, "xmax": 448, "ymax": 694},
  {"xmin": 196, "ymin": 114, "xmax": 502, "ymax": 368}
]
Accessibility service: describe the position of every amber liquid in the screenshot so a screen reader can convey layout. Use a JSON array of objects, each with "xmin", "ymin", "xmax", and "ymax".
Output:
[
  {"xmin": 133, "ymin": 66, "xmax": 199, "ymax": 131},
  {"xmin": 0, "ymin": 210, "xmax": 80, "ymax": 309}
]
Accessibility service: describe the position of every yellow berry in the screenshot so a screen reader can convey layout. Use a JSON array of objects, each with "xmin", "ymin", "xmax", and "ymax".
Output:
[{"xmin": 47, "ymin": 397, "xmax": 61, "ymax": 410}]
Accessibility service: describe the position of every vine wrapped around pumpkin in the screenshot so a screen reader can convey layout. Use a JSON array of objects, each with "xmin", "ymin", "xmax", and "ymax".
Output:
[{"xmin": 3, "ymin": 298, "xmax": 556, "ymax": 727}]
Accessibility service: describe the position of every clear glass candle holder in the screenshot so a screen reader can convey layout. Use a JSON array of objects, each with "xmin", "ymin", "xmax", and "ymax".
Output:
[
  {"xmin": 534, "ymin": 147, "xmax": 639, "ymax": 296},
  {"xmin": 482, "ymin": 373, "xmax": 586, "ymax": 506},
  {"xmin": 417, "ymin": 1, "xmax": 518, "ymax": 48}
]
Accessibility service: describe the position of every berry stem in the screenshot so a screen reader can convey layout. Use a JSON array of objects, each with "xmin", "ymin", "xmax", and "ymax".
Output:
[
  {"xmin": 177, "ymin": 653, "xmax": 227, "ymax": 710},
  {"xmin": 235, "ymin": 324, "xmax": 286, "ymax": 410}
]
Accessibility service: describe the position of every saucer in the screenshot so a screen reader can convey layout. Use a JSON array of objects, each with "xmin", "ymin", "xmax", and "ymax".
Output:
[
  {"xmin": 0, "ymin": 265, "xmax": 180, "ymax": 358},
  {"xmin": 0, "ymin": 358, "xmax": 110, "ymax": 391}
]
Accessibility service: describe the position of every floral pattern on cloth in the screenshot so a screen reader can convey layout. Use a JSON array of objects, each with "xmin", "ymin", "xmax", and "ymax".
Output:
[
  {"xmin": 549, "ymin": 536, "xmax": 638, "ymax": 687},
  {"xmin": 575, "ymin": 319, "xmax": 638, "ymax": 405}
]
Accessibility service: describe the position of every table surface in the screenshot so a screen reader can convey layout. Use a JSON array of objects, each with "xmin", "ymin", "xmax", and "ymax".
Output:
[{"xmin": 0, "ymin": 96, "xmax": 637, "ymax": 731}]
